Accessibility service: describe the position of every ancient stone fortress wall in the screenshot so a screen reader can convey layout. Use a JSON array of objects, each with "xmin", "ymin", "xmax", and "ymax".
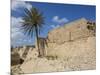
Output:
[
  {"xmin": 11, "ymin": 18, "xmax": 95, "ymax": 59},
  {"xmin": 47, "ymin": 18, "xmax": 92, "ymax": 44},
  {"xmin": 45, "ymin": 18, "xmax": 95, "ymax": 58}
]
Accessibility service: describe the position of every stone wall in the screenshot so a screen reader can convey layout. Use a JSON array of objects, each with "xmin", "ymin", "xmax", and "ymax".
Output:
[
  {"xmin": 46, "ymin": 36, "xmax": 96, "ymax": 58},
  {"xmin": 11, "ymin": 18, "xmax": 95, "ymax": 59},
  {"xmin": 47, "ymin": 18, "xmax": 93, "ymax": 44}
]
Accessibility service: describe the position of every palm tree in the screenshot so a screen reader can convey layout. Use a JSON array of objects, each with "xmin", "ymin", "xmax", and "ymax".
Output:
[{"xmin": 21, "ymin": 7, "xmax": 44, "ymax": 57}]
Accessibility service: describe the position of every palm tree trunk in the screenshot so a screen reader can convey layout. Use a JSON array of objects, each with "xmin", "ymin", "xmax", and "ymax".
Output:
[
  {"xmin": 35, "ymin": 25, "xmax": 41, "ymax": 57},
  {"xmin": 69, "ymin": 31, "xmax": 71, "ymax": 41}
]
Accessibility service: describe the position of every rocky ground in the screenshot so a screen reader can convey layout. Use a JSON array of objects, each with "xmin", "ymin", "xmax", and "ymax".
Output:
[{"xmin": 11, "ymin": 36, "xmax": 96, "ymax": 75}]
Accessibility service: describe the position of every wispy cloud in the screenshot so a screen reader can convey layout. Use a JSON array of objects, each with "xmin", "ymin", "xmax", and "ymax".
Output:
[
  {"xmin": 11, "ymin": 16, "xmax": 24, "ymax": 44},
  {"xmin": 11, "ymin": 17, "xmax": 24, "ymax": 44},
  {"xmin": 51, "ymin": 24, "xmax": 60, "ymax": 29},
  {"xmin": 11, "ymin": 0, "xmax": 32, "ymax": 11},
  {"xmin": 11, "ymin": 17, "xmax": 23, "ymax": 28},
  {"xmin": 51, "ymin": 16, "xmax": 69, "ymax": 29},
  {"xmin": 52, "ymin": 16, "xmax": 69, "ymax": 24},
  {"xmin": 11, "ymin": 17, "xmax": 23, "ymax": 34},
  {"xmin": 11, "ymin": 16, "xmax": 34, "ymax": 47}
]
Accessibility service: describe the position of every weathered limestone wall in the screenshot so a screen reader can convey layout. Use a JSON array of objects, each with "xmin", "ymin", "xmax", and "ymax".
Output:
[
  {"xmin": 46, "ymin": 36, "xmax": 96, "ymax": 58},
  {"xmin": 44, "ymin": 18, "xmax": 95, "ymax": 58},
  {"xmin": 47, "ymin": 18, "xmax": 92, "ymax": 44},
  {"xmin": 11, "ymin": 18, "xmax": 95, "ymax": 59}
]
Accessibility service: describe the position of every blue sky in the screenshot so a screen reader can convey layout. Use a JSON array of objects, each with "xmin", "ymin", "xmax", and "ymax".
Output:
[{"xmin": 11, "ymin": 1, "xmax": 96, "ymax": 47}]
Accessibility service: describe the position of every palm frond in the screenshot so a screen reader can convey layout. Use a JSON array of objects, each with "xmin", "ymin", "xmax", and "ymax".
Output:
[
  {"xmin": 21, "ymin": 7, "xmax": 47, "ymax": 57},
  {"xmin": 21, "ymin": 7, "xmax": 44, "ymax": 37}
]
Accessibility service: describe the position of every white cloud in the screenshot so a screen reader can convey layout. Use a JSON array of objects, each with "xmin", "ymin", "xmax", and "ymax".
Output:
[
  {"xmin": 51, "ymin": 16, "xmax": 69, "ymax": 29},
  {"xmin": 11, "ymin": 17, "xmax": 23, "ymax": 28},
  {"xmin": 52, "ymin": 16, "xmax": 69, "ymax": 24},
  {"xmin": 11, "ymin": 16, "xmax": 34, "ymax": 46},
  {"xmin": 11, "ymin": 17, "xmax": 23, "ymax": 33},
  {"xmin": 51, "ymin": 25, "xmax": 60, "ymax": 29},
  {"xmin": 11, "ymin": 0, "xmax": 32, "ymax": 11},
  {"xmin": 11, "ymin": 17, "xmax": 24, "ymax": 39}
]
